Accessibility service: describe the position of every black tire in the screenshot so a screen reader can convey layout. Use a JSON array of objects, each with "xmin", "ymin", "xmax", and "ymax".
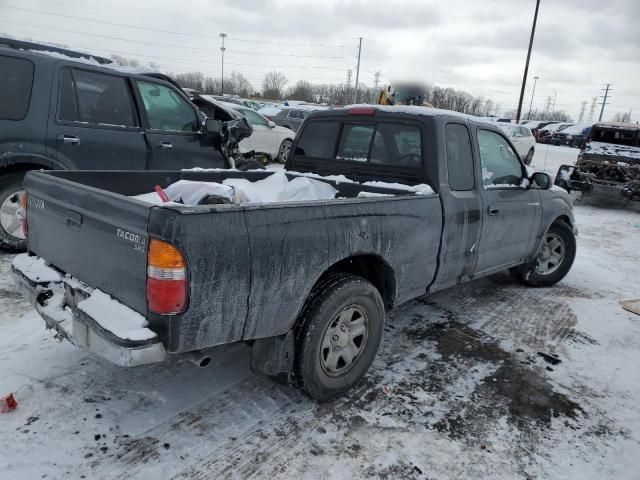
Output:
[
  {"xmin": 0, "ymin": 172, "xmax": 28, "ymax": 252},
  {"xmin": 277, "ymin": 139, "xmax": 292, "ymax": 164},
  {"xmin": 524, "ymin": 148, "xmax": 534, "ymax": 165},
  {"xmin": 294, "ymin": 273, "xmax": 385, "ymax": 401},
  {"xmin": 510, "ymin": 221, "xmax": 576, "ymax": 287}
]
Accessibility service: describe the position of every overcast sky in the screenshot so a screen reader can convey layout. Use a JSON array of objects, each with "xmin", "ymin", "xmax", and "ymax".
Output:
[{"xmin": 1, "ymin": 0, "xmax": 638, "ymax": 121}]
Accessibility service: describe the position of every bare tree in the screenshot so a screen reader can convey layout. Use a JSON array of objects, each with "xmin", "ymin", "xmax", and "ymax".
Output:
[
  {"xmin": 262, "ymin": 71, "xmax": 288, "ymax": 100},
  {"xmin": 229, "ymin": 72, "xmax": 253, "ymax": 97},
  {"xmin": 612, "ymin": 111, "xmax": 631, "ymax": 123},
  {"xmin": 110, "ymin": 54, "xmax": 139, "ymax": 68},
  {"xmin": 288, "ymin": 80, "xmax": 314, "ymax": 102}
]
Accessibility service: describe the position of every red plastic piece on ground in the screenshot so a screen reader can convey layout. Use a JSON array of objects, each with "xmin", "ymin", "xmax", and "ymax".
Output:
[
  {"xmin": 154, "ymin": 185, "xmax": 169, "ymax": 203},
  {"xmin": 0, "ymin": 393, "xmax": 18, "ymax": 413}
]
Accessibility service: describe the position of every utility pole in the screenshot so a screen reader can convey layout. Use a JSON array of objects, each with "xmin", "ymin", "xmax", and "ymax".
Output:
[
  {"xmin": 526, "ymin": 75, "xmax": 539, "ymax": 120},
  {"xmin": 578, "ymin": 101, "xmax": 587, "ymax": 123},
  {"xmin": 545, "ymin": 96, "xmax": 552, "ymax": 112},
  {"xmin": 598, "ymin": 83, "xmax": 612, "ymax": 122},
  {"xmin": 346, "ymin": 69, "xmax": 352, "ymax": 88},
  {"xmin": 551, "ymin": 91, "xmax": 557, "ymax": 112},
  {"xmin": 354, "ymin": 37, "xmax": 363, "ymax": 104},
  {"xmin": 219, "ymin": 33, "xmax": 227, "ymax": 95},
  {"xmin": 587, "ymin": 97, "xmax": 597, "ymax": 123},
  {"xmin": 515, "ymin": 0, "xmax": 541, "ymax": 124}
]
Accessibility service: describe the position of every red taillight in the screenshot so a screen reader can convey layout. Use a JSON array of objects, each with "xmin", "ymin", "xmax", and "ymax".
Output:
[
  {"xmin": 266, "ymin": 115, "xmax": 273, "ymax": 120},
  {"xmin": 147, "ymin": 239, "xmax": 188, "ymax": 314},
  {"xmin": 348, "ymin": 107, "xmax": 376, "ymax": 116},
  {"xmin": 20, "ymin": 192, "xmax": 28, "ymax": 238}
]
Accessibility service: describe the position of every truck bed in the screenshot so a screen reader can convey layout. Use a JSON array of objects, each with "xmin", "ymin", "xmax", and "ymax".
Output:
[{"xmin": 23, "ymin": 169, "xmax": 443, "ymax": 353}]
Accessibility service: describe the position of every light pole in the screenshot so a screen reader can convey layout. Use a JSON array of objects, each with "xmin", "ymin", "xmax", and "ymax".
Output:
[
  {"xmin": 220, "ymin": 33, "xmax": 227, "ymax": 95},
  {"xmin": 527, "ymin": 75, "xmax": 539, "ymax": 120},
  {"xmin": 515, "ymin": 0, "xmax": 541, "ymax": 124}
]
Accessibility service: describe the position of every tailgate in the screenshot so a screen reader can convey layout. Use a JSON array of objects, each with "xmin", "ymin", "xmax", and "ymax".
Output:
[{"xmin": 24, "ymin": 171, "xmax": 151, "ymax": 315}]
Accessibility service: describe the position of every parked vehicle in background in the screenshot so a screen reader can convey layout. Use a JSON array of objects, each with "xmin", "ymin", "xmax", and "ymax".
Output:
[
  {"xmin": 14, "ymin": 105, "xmax": 576, "ymax": 400},
  {"xmin": 528, "ymin": 121, "xmax": 558, "ymax": 139},
  {"xmin": 258, "ymin": 106, "xmax": 324, "ymax": 132},
  {"xmin": 537, "ymin": 123, "xmax": 573, "ymax": 144},
  {"xmin": 211, "ymin": 95, "xmax": 262, "ymax": 111},
  {"xmin": 556, "ymin": 122, "xmax": 640, "ymax": 202},
  {"xmin": 550, "ymin": 124, "xmax": 591, "ymax": 148},
  {"xmin": 498, "ymin": 124, "xmax": 536, "ymax": 164},
  {"xmin": 0, "ymin": 37, "xmax": 235, "ymax": 252},
  {"xmin": 219, "ymin": 102, "xmax": 295, "ymax": 163}
]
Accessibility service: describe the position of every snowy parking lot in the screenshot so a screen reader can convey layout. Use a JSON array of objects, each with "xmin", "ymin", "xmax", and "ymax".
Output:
[{"xmin": 1, "ymin": 145, "xmax": 639, "ymax": 480}]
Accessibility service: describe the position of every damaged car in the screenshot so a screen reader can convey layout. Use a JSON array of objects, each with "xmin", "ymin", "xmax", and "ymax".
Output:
[{"xmin": 555, "ymin": 122, "xmax": 640, "ymax": 201}]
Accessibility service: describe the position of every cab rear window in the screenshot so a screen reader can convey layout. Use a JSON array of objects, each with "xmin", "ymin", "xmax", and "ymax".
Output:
[
  {"xmin": 0, "ymin": 55, "xmax": 34, "ymax": 121},
  {"xmin": 294, "ymin": 121, "xmax": 423, "ymax": 169}
]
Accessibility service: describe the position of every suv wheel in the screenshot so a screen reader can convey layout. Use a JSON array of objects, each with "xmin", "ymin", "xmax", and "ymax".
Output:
[
  {"xmin": 294, "ymin": 273, "xmax": 385, "ymax": 401},
  {"xmin": 0, "ymin": 172, "xmax": 27, "ymax": 252}
]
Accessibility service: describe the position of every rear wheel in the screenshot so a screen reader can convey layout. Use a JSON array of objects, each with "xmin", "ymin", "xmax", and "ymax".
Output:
[
  {"xmin": 0, "ymin": 172, "xmax": 27, "ymax": 252},
  {"xmin": 524, "ymin": 148, "xmax": 534, "ymax": 165},
  {"xmin": 295, "ymin": 273, "xmax": 384, "ymax": 401},
  {"xmin": 277, "ymin": 139, "xmax": 292, "ymax": 164},
  {"xmin": 510, "ymin": 221, "xmax": 576, "ymax": 287}
]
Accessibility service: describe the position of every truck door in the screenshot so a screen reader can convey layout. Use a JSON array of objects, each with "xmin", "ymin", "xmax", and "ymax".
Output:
[
  {"xmin": 134, "ymin": 79, "xmax": 226, "ymax": 170},
  {"xmin": 46, "ymin": 66, "xmax": 148, "ymax": 170},
  {"xmin": 474, "ymin": 128, "xmax": 542, "ymax": 273},
  {"xmin": 429, "ymin": 123, "xmax": 483, "ymax": 291}
]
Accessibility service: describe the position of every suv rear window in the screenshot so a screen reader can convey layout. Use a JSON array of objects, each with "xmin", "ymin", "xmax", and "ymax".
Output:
[
  {"xmin": 295, "ymin": 121, "xmax": 423, "ymax": 169},
  {"xmin": 0, "ymin": 56, "xmax": 34, "ymax": 121}
]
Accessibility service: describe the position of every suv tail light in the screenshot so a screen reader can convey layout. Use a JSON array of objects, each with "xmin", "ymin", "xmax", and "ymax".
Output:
[
  {"xmin": 147, "ymin": 239, "xmax": 188, "ymax": 314},
  {"xmin": 20, "ymin": 192, "xmax": 28, "ymax": 238}
]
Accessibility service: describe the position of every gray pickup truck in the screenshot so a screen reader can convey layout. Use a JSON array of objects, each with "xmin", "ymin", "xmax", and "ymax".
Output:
[{"xmin": 13, "ymin": 106, "xmax": 576, "ymax": 400}]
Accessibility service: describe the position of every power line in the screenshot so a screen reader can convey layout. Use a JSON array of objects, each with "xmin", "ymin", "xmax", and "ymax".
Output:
[{"xmin": 362, "ymin": 48, "xmax": 391, "ymax": 59}]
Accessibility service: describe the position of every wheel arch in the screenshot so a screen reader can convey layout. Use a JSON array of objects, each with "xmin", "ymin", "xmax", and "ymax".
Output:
[{"xmin": 315, "ymin": 254, "xmax": 397, "ymax": 311}]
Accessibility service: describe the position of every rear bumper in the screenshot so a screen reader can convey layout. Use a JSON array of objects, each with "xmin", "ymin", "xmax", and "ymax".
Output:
[{"xmin": 12, "ymin": 254, "xmax": 166, "ymax": 367}]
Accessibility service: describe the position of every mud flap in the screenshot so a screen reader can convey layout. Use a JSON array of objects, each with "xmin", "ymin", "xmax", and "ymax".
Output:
[{"xmin": 250, "ymin": 331, "xmax": 295, "ymax": 384}]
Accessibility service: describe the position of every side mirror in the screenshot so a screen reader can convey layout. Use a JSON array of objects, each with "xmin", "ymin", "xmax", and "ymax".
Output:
[
  {"xmin": 204, "ymin": 118, "xmax": 222, "ymax": 135},
  {"xmin": 530, "ymin": 171, "xmax": 551, "ymax": 190},
  {"xmin": 267, "ymin": 120, "xmax": 276, "ymax": 128}
]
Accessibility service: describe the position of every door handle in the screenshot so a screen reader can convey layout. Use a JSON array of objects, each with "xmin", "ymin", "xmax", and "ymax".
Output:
[
  {"xmin": 58, "ymin": 134, "xmax": 80, "ymax": 145},
  {"xmin": 488, "ymin": 206, "xmax": 500, "ymax": 216},
  {"xmin": 159, "ymin": 141, "xmax": 173, "ymax": 149}
]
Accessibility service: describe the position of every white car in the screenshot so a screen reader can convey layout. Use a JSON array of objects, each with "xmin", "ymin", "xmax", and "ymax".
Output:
[
  {"xmin": 219, "ymin": 102, "xmax": 295, "ymax": 163},
  {"xmin": 498, "ymin": 124, "xmax": 536, "ymax": 165}
]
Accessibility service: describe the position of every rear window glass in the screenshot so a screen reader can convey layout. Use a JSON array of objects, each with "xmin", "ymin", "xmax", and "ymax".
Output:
[
  {"xmin": 294, "ymin": 121, "xmax": 340, "ymax": 158},
  {"xmin": 0, "ymin": 56, "xmax": 34, "ymax": 121},
  {"xmin": 445, "ymin": 123, "xmax": 475, "ymax": 191},
  {"xmin": 296, "ymin": 121, "xmax": 423, "ymax": 168},
  {"xmin": 590, "ymin": 127, "xmax": 638, "ymax": 147}
]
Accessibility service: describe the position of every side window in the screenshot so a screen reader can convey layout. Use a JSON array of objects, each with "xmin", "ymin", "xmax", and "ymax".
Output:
[
  {"xmin": 477, "ymin": 130, "xmax": 523, "ymax": 188},
  {"xmin": 0, "ymin": 55, "xmax": 34, "ymax": 121},
  {"xmin": 57, "ymin": 67, "xmax": 78, "ymax": 122},
  {"xmin": 445, "ymin": 124, "xmax": 474, "ymax": 191},
  {"xmin": 289, "ymin": 110, "xmax": 304, "ymax": 119},
  {"xmin": 336, "ymin": 125, "xmax": 374, "ymax": 162},
  {"xmin": 241, "ymin": 109, "xmax": 268, "ymax": 126},
  {"xmin": 137, "ymin": 81, "xmax": 198, "ymax": 132},
  {"xmin": 73, "ymin": 70, "xmax": 137, "ymax": 127},
  {"xmin": 294, "ymin": 121, "xmax": 340, "ymax": 159}
]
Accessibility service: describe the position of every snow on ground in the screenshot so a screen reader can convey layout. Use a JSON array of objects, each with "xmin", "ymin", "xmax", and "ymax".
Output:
[{"xmin": 1, "ymin": 145, "xmax": 640, "ymax": 479}]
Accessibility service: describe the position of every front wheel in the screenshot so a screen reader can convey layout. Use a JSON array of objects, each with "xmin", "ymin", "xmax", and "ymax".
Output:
[
  {"xmin": 510, "ymin": 221, "xmax": 576, "ymax": 287},
  {"xmin": 295, "ymin": 273, "xmax": 385, "ymax": 401},
  {"xmin": 0, "ymin": 172, "xmax": 27, "ymax": 252},
  {"xmin": 277, "ymin": 139, "xmax": 292, "ymax": 164}
]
